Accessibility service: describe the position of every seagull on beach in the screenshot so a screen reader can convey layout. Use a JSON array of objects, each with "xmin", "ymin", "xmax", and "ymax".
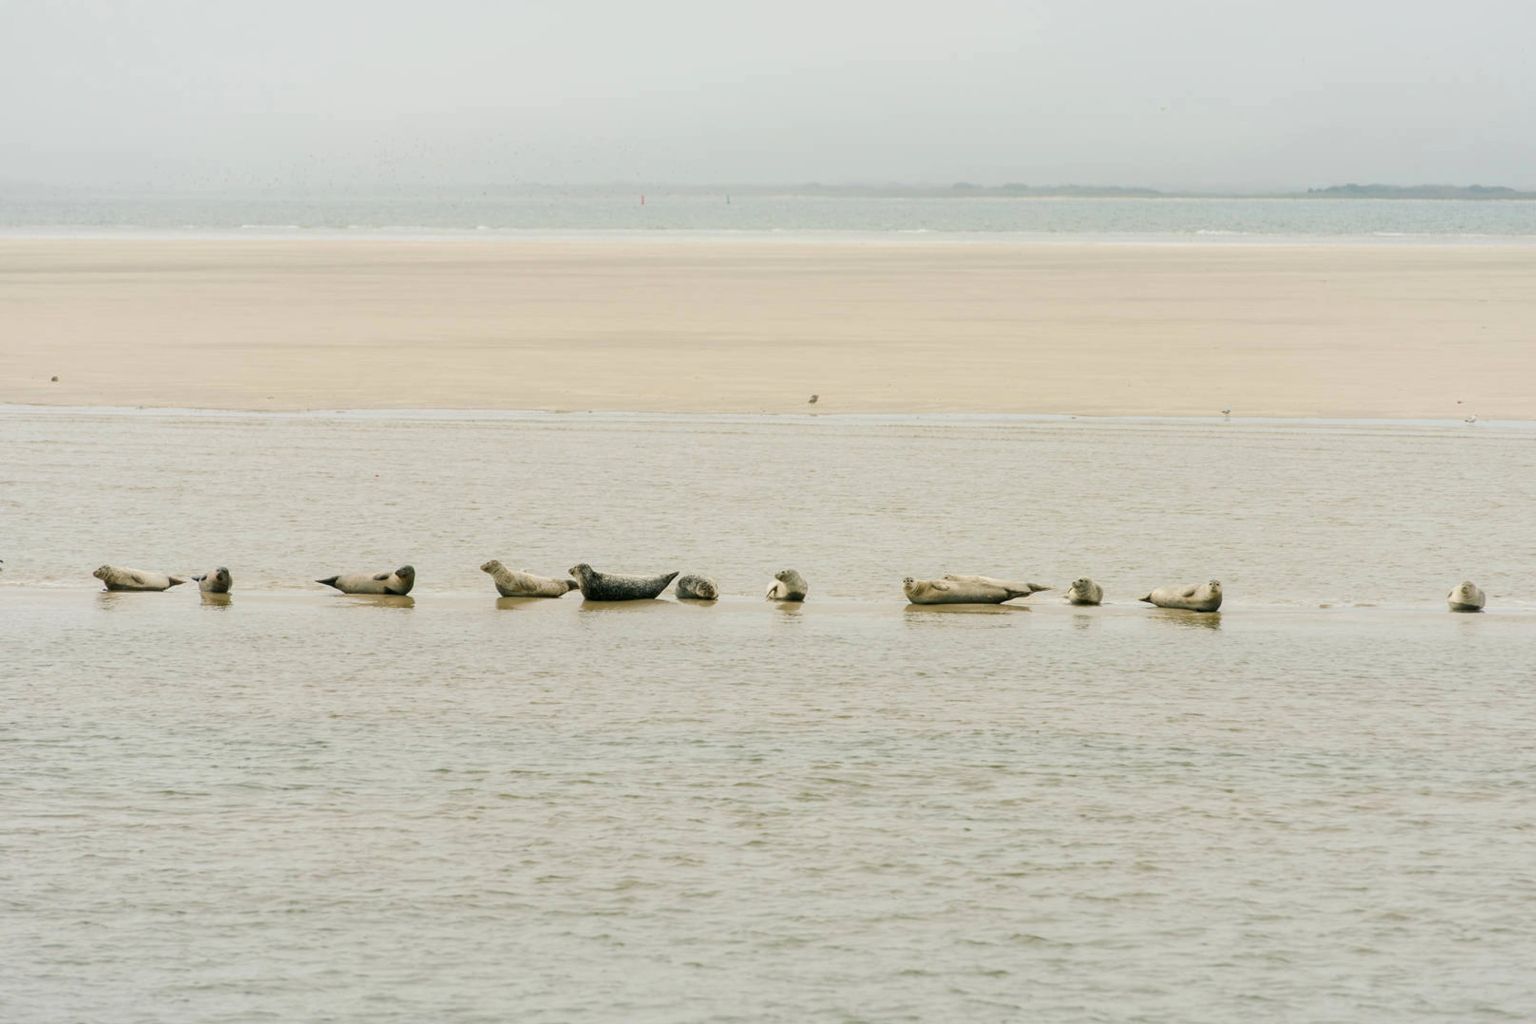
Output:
[{"xmin": 1464, "ymin": 414, "xmax": 1478, "ymax": 424}]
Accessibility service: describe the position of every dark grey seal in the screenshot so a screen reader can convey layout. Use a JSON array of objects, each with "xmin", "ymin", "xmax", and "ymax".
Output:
[
  {"xmin": 675, "ymin": 574, "xmax": 719, "ymax": 600},
  {"xmin": 192, "ymin": 566, "xmax": 233, "ymax": 594},
  {"xmin": 569, "ymin": 563, "xmax": 678, "ymax": 601}
]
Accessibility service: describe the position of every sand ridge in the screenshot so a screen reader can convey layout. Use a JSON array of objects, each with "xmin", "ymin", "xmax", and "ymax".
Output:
[{"xmin": 2, "ymin": 236, "xmax": 1532, "ymax": 419}]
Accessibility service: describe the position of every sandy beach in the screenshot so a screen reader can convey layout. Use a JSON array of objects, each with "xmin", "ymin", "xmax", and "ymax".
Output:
[{"xmin": 2, "ymin": 236, "xmax": 1532, "ymax": 418}]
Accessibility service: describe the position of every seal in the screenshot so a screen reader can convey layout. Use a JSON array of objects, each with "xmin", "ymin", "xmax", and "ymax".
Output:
[
  {"xmin": 481, "ymin": 560, "xmax": 577, "ymax": 598},
  {"xmin": 765, "ymin": 569, "xmax": 808, "ymax": 602},
  {"xmin": 1065, "ymin": 577, "xmax": 1104, "ymax": 606},
  {"xmin": 568, "ymin": 563, "xmax": 678, "ymax": 601},
  {"xmin": 903, "ymin": 574, "xmax": 1051, "ymax": 605},
  {"xmin": 675, "ymin": 574, "xmax": 719, "ymax": 600},
  {"xmin": 191, "ymin": 567, "xmax": 233, "ymax": 594},
  {"xmin": 317, "ymin": 565, "xmax": 416, "ymax": 595},
  {"xmin": 1446, "ymin": 580, "xmax": 1485, "ymax": 612},
  {"xmin": 1139, "ymin": 579, "xmax": 1222, "ymax": 612},
  {"xmin": 93, "ymin": 565, "xmax": 187, "ymax": 592}
]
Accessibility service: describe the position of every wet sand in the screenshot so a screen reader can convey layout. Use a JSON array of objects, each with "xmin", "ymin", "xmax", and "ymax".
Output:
[{"xmin": 2, "ymin": 237, "xmax": 1533, "ymax": 418}]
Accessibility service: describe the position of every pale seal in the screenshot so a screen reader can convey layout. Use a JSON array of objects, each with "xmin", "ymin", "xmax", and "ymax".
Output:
[
  {"xmin": 1065, "ymin": 578, "xmax": 1104, "ymax": 606},
  {"xmin": 1140, "ymin": 579, "xmax": 1222, "ymax": 612},
  {"xmin": 481, "ymin": 560, "xmax": 577, "ymax": 598},
  {"xmin": 1446, "ymin": 580, "xmax": 1485, "ymax": 612},
  {"xmin": 93, "ymin": 565, "xmax": 187, "ymax": 592},
  {"xmin": 903, "ymin": 574, "xmax": 1051, "ymax": 605},
  {"xmin": 317, "ymin": 565, "xmax": 416, "ymax": 595},
  {"xmin": 675, "ymin": 574, "xmax": 719, "ymax": 600},
  {"xmin": 191, "ymin": 567, "xmax": 232, "ymax": 594},
  {"xmin": 765, "ymin": 569, "xmax": 808, "ymax": 602},
  {"xmin": 569, "ymin": 563, "xmax": 678, "ymax": 601}
]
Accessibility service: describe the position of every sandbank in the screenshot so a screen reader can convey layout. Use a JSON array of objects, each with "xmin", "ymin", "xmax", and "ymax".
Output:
[{"xmin": 1, "ymin": 236, "xmax": 1532, "ymax": 419}]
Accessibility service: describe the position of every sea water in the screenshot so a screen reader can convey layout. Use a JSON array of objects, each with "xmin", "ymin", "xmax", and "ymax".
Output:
[{"xmin": 3, "ymin": 409, "xmax": 1534, "ymax": 1022}]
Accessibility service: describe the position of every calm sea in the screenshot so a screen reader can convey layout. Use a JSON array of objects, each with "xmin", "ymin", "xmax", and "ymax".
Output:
[
  {"xmin": 3, "ymin": 408, "xmax": 1534, "ymax": 1022},
  {"xmin": 3, "ymin": 191, "xmax": 1536, "ymax": 238}
]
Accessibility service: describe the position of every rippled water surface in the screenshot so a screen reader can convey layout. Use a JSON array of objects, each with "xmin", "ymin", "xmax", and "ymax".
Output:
[{"xmin": 3, "ymin": 409, "xmax": 1534, "ymax": 1022}]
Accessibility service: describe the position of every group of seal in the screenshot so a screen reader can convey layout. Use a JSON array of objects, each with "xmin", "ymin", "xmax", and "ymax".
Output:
[{"xmin": 79, "ymin": 562, "xmax": 1492, "ymax": 613}]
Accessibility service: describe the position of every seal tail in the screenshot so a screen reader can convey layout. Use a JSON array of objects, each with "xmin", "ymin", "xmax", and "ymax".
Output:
[
  {"xmin": 1138, "ymin": 593, "xmax": 1153, "ymax": 603},
  {"xmin": 316, "ymin": 576, "xmax": 340, "ymax": 589}
]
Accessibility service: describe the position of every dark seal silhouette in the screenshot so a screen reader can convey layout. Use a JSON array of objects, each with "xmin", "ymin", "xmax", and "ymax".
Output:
[{"xmin": 569, "ymin": 563, "xmax": 678, "ymax": 601}]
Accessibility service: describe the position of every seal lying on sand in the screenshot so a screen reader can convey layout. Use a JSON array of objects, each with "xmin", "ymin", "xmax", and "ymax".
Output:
[
  {"xmin": 93, "ymin": 565, "xmax": 187, "ymax": 592},
  {"xmin": 765, "ymin": 569, "xmax": 808, "ymax": 602},
  {"xmin": 317, "ymin": 565, "xmax": 416, "ymax": 595},
  {"xmin": 481, "ymin": 560, "xmax": 577, "ymax": 598},
  {"xmin": 192, "ymin": 567, "xmax": 232, "ymax": 594},
  {"xmin": 1065, "ymin": 578, "xmax": 1104, "ymax": 605},
  {"xmin": 675, "ymin": 574, "xmax": 719, "ymax": 600},
  {"xmin": 903, "ymin": 574, "xmax": 1051, "ymax": 605},
  {"xmin": 1446, "ymin": 580, "xmax": 1485, "ymax": 612},
  {"xmin": 569, "ymin": 563, "xmax": 678, "ymax": 600},
  {"xmin": 1140, "ymin": 580, "xmax": 1222, "ymax": 612}
]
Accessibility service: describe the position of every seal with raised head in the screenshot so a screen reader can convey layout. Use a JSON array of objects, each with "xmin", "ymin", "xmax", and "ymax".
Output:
[
  {"xmin": 569, "ymin": 563, "xmax": 678, "ymax": 601},
  {"xmin": 675, "ymin": 574, "xmax": 719, "ymax": 600},
  {"xmin": 317, "ymin": 565, "xmax": 415, "ymax": 595},
  {"xmin": 1140, "ymin": 579, "xmax": 1222, "ymax": 612},
  {"xmin": 481, "ymin": 560, "xmax": 577, "ymax": 598},
  {"xmin": 1065, "ymin": 578, "xmax": 1104, "ymax": 606},
  {"xmin": 192, "ymin": 567, "xmax": 232, "ymax": 594},
  {"xmin": 765, "ymin": 569, "xmax": 808, "ymax": 602},
  {"xmin": 1447, "ymin": 580, "xmax": 1485, "ymax": 612},
  {"xmin": 93, "ymin": 565, "xmax": 187, "ymax": 592},
  {"xmin": 903, "ymin": 574, "xmax": 1051, "ymax": 605}
]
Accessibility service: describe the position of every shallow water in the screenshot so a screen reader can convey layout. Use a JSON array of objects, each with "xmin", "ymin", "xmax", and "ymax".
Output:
[
  {"xmin": 7, "ymin": 192, "xmax": 1536, "ymax": 238},
  {"xmin": 3, "ymin": 409, "xmax": 1534, "ymax": 1022}
]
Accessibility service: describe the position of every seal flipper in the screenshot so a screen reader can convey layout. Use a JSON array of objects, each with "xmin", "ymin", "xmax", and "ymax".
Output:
[
  {"xmin": 317, "ymin": 576, "xmax": 340, "ymax": 589},
  {"xmin": 167, "ymin": 576, "xmax": 188, "ymax": 587},
  {"xmin": 373, "ymin": 573, "xmax": 390, "ymax": 581},
  {"xmin": 191, "ymin": 573, "xmax": 207, "ymax": 582},
  {"xmin": 1138, "ymin": 593, "xmax": 1154, "ymax": 603}
]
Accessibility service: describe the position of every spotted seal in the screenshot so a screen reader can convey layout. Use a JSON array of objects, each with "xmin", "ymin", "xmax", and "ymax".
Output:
[
  {"xmin": 1140, "ymin": 579, "xmax": 1222, "ymax": 612},
  {"xmin": 765, "ymin": 569, "xmax": 808, "ymax": 602},
  {"xmin": 93, "ymin": 565, "xmax": 188, "ymax": 592},
  {"xmin": 481, "ymin": 560, "xmax": 577, "ymax": 598},
  {"xmin": 1446, "ymin": 580, "xmax": 1485, "ymax": 612},
  {"xmin": 675, "ymin": 574, "xmax": 719, "ymax": 600},
  {"xmin": 191, "ymin": 567, "xmax": 233, "ymax": 594},
  {"xmin": 903, "ymin": 574, "xmax": 1051, "ymax": 605},
  {"xmin": 317, "ymin": 564, "xmax": 416, "ymax": 595},
  {"xmin": 1065, "ymin": 578, "xmax": 1104, "ymax": 605},
  {"xmin": 569, "ymin": 563, "xmax": 678, "ymax": 601}
]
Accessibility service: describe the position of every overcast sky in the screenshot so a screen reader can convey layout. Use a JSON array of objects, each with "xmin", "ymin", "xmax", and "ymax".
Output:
[{"xmin": 2, "ymin": 0, "xmax": 1532, "ymax": 190}]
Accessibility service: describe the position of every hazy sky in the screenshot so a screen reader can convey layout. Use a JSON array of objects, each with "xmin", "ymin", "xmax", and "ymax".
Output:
[{"xmin": 2, "ymin": 0, "xmax": 1532, "ymax": 190}]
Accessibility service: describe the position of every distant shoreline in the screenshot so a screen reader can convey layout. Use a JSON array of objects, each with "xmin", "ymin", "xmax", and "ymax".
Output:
[{"xmin": 4, "ymin": 182, "xmax": 1535, "ymax": 201}]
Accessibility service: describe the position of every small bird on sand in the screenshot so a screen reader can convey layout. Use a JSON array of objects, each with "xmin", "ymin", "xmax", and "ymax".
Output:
[
  {"xmin": 1220, "ymin": 407, "xmax": 1231, "ymax": 418},
  {"xmin": 1464, "ymin": 414, "xmax": 1478, "ymax": 424},
  {"xmin": 808, "ymin": 394, "xmax": 819, "ymax": 405}
]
